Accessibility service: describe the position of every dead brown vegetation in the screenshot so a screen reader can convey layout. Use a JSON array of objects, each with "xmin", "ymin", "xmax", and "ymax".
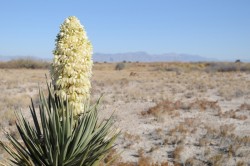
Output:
[{"xmin": 0, "ymin": 58, "xmax": 50, "ymax": 69}]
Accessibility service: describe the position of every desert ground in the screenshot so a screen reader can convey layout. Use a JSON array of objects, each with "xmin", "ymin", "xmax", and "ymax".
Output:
[{"xmin": 0, "ymin": 62, "xmax": 250, "ymax": 165}]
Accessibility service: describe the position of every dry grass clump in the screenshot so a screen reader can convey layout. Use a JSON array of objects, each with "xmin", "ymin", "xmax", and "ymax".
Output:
[
  {"xmin": 240, "ymin": 103, "xmax": 250, "ymax": 110},
  {"xmin": 121, "ymin": 131, "xmax": 141, "ymax": 149},
  {"xmin": 0, "ymin": 94, "xmax": 32, "ymax": 127},
  {"xmin": 0, "ymin": 69, "xmax": 48, "ymax": 148},
  {"xmin": 0, "ymin": 58, "xmax": 50, "ymax": 69},
  {"xmin": 143, "ymin": 99, "xmax": 221, "ymax": 119},
  {"xmin": 204, "ymin": 124, "xmax": 236, "ymax": 139},
  {"xmin": 0, "ymin": 94, "xmax": 31, "ymax": 110},
  {"xmin": 196, "ymin": 124, "xmax": 250, "ymax": 165},
  {"xmin": 236, "ymin": 161, "xmax": 246, "ymax": 166},
  {"xmin": 153, "ymin": 62, "xmax": 207, "ymax": 73},
  {"xmin": 151, "ymin": 62, "xmax": 250, "ymax": 73},
  {"xmin": 239, "ymin": 64, "xmax": 250, "ymax": 72},
  {"xmin": 101, "ymin": 149, "xmax": 170, "ymax": 166},
  {"xmin": 221, "ymin": 109, "xmax": 248, "ymax": 120},
  {"xmin": 217, "ymin": 85, "xmax": 245, "ymax": 100},
  {"xmin": 123, "ymin": 132, "xmax": 141, "ymax": 142},
  {"xmin": 190, "ymin": 99, "xmax": 221, "ymax": 112},
  {"xmin": 159, "ymin": 115, "xmax": 250, "ymax": 165},
  {"xmin": 172, "ymin": 145, "xmax": 184, "ymax": 163},
  {"xmin": 205, "ymin": 62, "xmax": 250, "ymax": 73},
  {"xmin": 205, "ymin": 62, "xmax": 238, "ymax": 72},
  {"xmin": 142, "ymin": 100, "xmax": 182, "ymax": 117},
  {"xmin": 169, "ymin": 123, "xmax": 189, "ymax": 135}
]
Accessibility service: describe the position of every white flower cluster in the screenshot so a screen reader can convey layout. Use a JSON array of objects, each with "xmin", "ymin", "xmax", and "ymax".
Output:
[{"xmin": 51, "ymin": 16, "xmax": 93, "ymax": 116}]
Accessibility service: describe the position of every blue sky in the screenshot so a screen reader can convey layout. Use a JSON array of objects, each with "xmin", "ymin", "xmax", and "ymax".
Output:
[{"xmin": 0, "ymin": 0, "xmax": 250, "ymax": 60}]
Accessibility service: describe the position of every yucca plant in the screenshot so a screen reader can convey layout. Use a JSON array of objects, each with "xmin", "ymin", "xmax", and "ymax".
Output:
[
  {"xmin": 0, "ymin": 85, "xmax": 119, "ymax": 166},
  {"xmin": 0, "ymin": 16, "xmax": 120, "ymax": 166}
]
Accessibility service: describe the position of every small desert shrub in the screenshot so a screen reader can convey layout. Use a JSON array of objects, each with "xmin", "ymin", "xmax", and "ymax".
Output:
[
  {"xmin": 218, "ymin": 64, "xmax": 237, "ymax": 72},
  {"xmin": 153, "ymin": 66, "xmax": 180, "ymax": 73},
  {"xmin": 239, "ymin": 65, "xmax": 250, "ymax": 72},
  {"xmin": 164, "ymin": 67, "xmax": 179, "ymax": 72},
  {"xmin": 205, "ymin": 62, "xmax": 250, "ymax": 73},
  {"xmin": 0, "ymin": 58, "xmax": 50, "ymax": 69},
  {"xmin": 205, "ymin": 62, "xmax": 237, "ymax": 72},
  {"xmin": 115, "ymin": 62, "xmax": 125, "ymax": 70}
]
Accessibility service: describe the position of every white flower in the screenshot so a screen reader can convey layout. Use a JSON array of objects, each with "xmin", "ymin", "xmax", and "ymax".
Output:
[
  {"xmin": 65, "ymin": 18, "xmax": 70, "ymax": 23},
  {"xmin": 51, "ymin": 16, "xmax": 93, "ymax": 117}
]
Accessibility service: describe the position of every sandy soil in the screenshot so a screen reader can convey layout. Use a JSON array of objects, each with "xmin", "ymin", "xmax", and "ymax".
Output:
[{"xmin": 0, "ymin": 62, "xmax": 250, "ymax": 165}]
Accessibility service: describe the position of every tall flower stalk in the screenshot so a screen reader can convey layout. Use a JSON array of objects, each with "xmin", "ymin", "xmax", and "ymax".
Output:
[{"xmin": 51, "ymin": 16, "xmax": 93, "ymax": 116}]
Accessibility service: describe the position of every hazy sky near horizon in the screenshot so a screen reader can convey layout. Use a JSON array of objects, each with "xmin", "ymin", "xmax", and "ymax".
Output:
[{"xmin": 1, "ymin": 0, "xmax": 250, "ymax": 60}]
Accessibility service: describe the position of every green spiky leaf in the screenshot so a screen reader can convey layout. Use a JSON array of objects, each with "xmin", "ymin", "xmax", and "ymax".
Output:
[{"xmin": 0, "ymin": 85, "xmax": 119, "ymax": 166}]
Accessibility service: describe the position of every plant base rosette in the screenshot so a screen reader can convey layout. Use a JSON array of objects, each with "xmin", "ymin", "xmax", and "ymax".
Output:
[{"xmin": 0, "ymin": 85, "xmax": 119, "ymax": 166}]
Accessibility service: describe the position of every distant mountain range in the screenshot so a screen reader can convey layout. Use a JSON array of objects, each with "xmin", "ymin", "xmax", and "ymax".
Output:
[
  {"xmin": 0, "ymin": 52, "xmax": 248, "ymax": 62},
  {"xmin": 93, "ymin": 52, "xmax": 216, "ymax": 62}
]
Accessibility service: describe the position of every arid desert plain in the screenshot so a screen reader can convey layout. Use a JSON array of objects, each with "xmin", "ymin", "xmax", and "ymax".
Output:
[{"xmin": 0, "ymin": 62, "xmax": 250, "ymax": 165}]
